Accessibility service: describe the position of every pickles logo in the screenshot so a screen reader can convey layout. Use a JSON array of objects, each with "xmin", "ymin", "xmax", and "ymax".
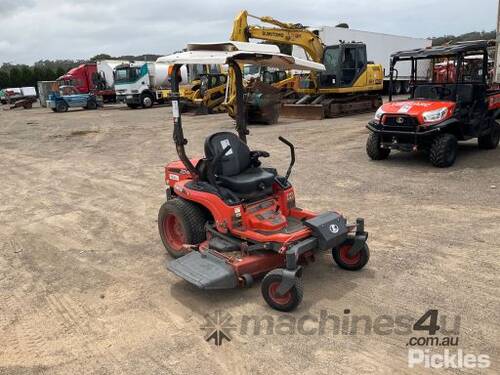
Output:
[{"xmin": 200, "ymin": 310, "xmax": 237, "ymax": 346}]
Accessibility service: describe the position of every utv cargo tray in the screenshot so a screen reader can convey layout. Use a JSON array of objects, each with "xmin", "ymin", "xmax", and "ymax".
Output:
[{"xmin": 167, "ymin": 250, "xmax": 238, "ymax": 289}]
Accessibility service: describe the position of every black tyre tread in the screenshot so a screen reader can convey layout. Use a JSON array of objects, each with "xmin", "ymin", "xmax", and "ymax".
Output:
[
  {"xmin": 56, "ymin": 102, "xmax": 68, "ymax": 113},
  {"xmin": 478, "ymin": 122, "xmax": 500, "ymax": 149},
  {"xmin": 141, "ymin": 93, "xmax": 154, "ymax": 108},
  {"xmin": 332, "ymin": 240, "xmax": 370, "ymax": 271},
  {"xmin": 261, "ymin": 270, "xmax": 303, "ymax": 312},
  {"xmin": 87, "ymin": 100, "xmax": 97, "ymax": 110},
  {"xmin": 429, "ymin": 133, "xmax": 457, "ymax": 167},
  {"xmin": 366, "ymin": 133, "xmax": 390, "ymax": 160},
  {"xmin": 158, "ymin": 198, "xmax": 207, "ymax": 258}
]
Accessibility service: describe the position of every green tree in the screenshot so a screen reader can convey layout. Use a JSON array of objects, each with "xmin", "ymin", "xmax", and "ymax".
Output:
[
  {"xmin": 9, "ymin": 67, "xmax": 22, "ymax": 87},
  {"xmin": 0, "ymin": 70, "xmax": 10, "ymax": 88}
]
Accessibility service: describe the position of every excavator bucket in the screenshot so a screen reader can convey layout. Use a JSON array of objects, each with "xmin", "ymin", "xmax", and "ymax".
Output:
[
  {"xmin": 280, "ymin": 103, "xmax": 325, "ymax": 120},
  {"xmin": 245, "ymin": 80, "xmax": 281, "ymax": 124}
]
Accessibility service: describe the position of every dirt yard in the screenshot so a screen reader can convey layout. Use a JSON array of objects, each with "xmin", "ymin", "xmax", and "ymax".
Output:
[{"xmin": 1, "ymin": 103, "xmax": 499, "ymax": 374}]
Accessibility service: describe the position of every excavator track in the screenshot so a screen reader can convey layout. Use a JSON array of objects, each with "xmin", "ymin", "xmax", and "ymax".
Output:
[{"xmin": 281, "ymin": 94, "xmax": 383, "ymax": 120}]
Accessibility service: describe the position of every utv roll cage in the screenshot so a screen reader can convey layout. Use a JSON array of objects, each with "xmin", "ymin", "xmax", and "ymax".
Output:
[{"xmin": 388, "ymin": 40, "xmax": 495, "ymax": 101}]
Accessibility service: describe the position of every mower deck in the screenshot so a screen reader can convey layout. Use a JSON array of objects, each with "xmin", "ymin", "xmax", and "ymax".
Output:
[{"xmin": 168, "ymin": 250, "xmax": 239, "ymax": 289}]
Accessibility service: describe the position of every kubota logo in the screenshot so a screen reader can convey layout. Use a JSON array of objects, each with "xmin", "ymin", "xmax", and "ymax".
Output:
[{"xmin": 329, "ymin": 224, "xmax": 339, "ymax": 233}]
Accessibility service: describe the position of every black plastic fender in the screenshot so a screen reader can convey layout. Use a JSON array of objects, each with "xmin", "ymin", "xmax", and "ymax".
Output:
[{"xmin": 275, "ymin": 267, "xmax": 303, "ymax": 297}]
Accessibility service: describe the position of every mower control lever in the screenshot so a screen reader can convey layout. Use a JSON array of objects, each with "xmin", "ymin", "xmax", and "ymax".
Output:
[{"xmin": 278, "ymin": 136, "xmax": 295, "ymax": 182}]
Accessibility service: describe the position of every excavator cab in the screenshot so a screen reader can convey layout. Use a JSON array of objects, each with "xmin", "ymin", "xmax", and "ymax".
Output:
[{"xmin": 319, "ymin": 43, "xmax": 368, "ymax": 88}]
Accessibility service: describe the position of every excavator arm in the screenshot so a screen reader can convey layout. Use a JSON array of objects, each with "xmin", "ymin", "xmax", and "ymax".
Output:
[{"xmin": 230, "ymin": 10, "xmax": 324, "ymax": 62}]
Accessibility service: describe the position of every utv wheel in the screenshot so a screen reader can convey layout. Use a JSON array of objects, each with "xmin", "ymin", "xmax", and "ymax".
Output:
[
  {"xmin": 429, "ymin": 133, "xmax": 457, "ymax": 167},
  {"xmin": 141, "ymin": 93, "xmax": 154, "ymax": 108},
  {"xmin": 478, "ymin": 120, "xmax": 500, "ymax": 149},
  {"xmin": 56, "ymin": 101, "xmax": 68, "ymax": 113},
  {"xmin": 332, "ymin": 239, "xmax": 370, "ymax": 271},
  {"xmin": 158, "ymin": 198, "xmax": 207, "ymax": 258},
  {"xmin": 366, "ymin": 133, "xmax": 390, "ymax": 160},
  {"xmin": 261, "ymin": 269, "xmax": 303, "ymax": 312}
]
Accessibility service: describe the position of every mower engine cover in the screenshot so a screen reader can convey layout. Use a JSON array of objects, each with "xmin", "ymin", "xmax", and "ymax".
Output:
[{"xmin": 304, "ymin": 212, "xmax": 347, "ymax": 250}]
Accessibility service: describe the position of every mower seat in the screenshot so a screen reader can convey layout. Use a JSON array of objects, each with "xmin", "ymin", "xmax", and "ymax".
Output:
[{"xmin": 204, "ymin": 132, "xmax": 275, "ymax": 195}]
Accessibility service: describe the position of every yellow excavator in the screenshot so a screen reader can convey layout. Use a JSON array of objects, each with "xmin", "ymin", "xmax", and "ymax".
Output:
[{"xmin": 229, "ymin": 10, "xmax": 384, "ymax": 119}]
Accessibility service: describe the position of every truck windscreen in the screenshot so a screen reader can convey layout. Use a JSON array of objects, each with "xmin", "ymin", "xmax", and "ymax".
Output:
[{"xmin": 115, "ymin": 67, "xmax": 141, "ymax": 83}]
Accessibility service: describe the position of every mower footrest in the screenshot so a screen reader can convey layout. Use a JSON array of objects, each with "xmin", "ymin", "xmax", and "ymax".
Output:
[{"xmin": 167, "ymin": 251, "xmax": 238, "ymax": 289}]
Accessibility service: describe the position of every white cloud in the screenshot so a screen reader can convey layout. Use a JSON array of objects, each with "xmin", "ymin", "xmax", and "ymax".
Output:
[{"xmin": 0, "ymin": 0, "xmax": 497, "ymax": 64}]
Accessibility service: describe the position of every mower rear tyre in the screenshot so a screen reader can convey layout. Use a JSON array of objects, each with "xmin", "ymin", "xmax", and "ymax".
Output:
[
  {"xmin": 261, "ymin": 269, "xmax": 303, "ymax": 312},
  {"xmin": 158, "ymin": 198, "xmax": 207, "ymax": 258},
  {"xmin": 332, "ymin": 239, "xmax": 370, "ymax": 271},
  {"xmin": 366, "ymin": 133, "xmax": 390, "ymax": 160},
  {"xmin": 478, "ymin": 120, "xmax": 500, "ymax": 149},
  {"xmin": 429, "ymin": 133, "xmax": 457, "ymax": 167}
]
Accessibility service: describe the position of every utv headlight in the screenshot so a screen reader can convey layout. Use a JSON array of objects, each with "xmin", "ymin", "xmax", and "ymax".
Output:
[
  {"xmin": 422, "ymin": 107, "xmax": 448, "ymax": 123},
  {"xmin": 374, "ymin": 107, "xmax": 385, "ymax": 121}
]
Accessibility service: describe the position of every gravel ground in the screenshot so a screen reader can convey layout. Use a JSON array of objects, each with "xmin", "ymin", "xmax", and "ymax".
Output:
[{"xmin": 0, "ymin": 103, "xmax": 499, "ymax": 374}]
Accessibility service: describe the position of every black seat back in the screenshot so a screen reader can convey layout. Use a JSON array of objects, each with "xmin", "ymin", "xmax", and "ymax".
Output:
[{"xmin": 204, "ymin": 132, "xmax": 250, "ymax": 177}]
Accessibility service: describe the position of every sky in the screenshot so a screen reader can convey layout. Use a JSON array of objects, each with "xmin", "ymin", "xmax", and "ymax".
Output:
[{"xmin": 0, "ymin": 0, "xmax": 497, "ymax": 64}]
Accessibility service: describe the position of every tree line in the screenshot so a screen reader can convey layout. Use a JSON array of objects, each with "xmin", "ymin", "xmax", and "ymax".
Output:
[{"xmin": 431, "ymin": 30, "xmax": 495, "ymax": 46}]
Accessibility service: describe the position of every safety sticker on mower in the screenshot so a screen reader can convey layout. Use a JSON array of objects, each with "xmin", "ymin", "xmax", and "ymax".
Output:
[
  {"xmin": 172, "ymin": 100, "xmax": 180, "ymax": 118},
  {"xmin": 220, "ymin": 139, "xmax": 234, "ymax": 155}
]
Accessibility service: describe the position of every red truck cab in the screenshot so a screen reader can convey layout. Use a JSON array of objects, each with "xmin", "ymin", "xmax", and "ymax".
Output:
[{"xmin": 57, "ymin": 63, "xmax": 115, "ymax": 102}]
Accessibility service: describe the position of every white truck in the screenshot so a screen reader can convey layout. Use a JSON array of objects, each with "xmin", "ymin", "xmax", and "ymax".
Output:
[
  {"xmin": 114, "ymin": 60, "xmax": 222, "ymax": 109},
  {"xmin": 293, "ymin": 26, "xmax": 432, "ymax": 94},
  {"xmin": 114, "ymin": 61, "xmax": 171, "ymax": 108},
  {"xmin": 0, "ymin": 87, "xmax": 37, "ymax": 105}
]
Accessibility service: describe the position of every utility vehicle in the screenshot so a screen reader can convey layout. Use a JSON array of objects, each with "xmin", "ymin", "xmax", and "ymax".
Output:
[
  {"xmin": 366, "ymin": 41, "xmax": 500, "ymax": 167},
  {"xmin": 157, "ymin": 42, "xmax": 370, "ymax": 311}
]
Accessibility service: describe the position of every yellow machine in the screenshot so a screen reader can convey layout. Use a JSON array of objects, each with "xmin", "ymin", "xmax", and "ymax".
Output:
[
  {"xmin": 167, "ymin": 65, "xmax": 228, "ymax": 114},
  {"xmin": 230, "ymin": 10, "xmax": 384, "ymax": 119},
  {"xmin": 179, "ymin": 73, "xmax": 228, "ymax": 114}
]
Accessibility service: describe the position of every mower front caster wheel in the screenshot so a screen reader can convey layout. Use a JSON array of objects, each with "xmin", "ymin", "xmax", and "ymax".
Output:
[
  {"xmin": 261, "ymin": 269, "xmax": 303, "ymax": 312},
  {"xmin": 332, "ymin": 239, "xmax": 370, "ymax": 271}
]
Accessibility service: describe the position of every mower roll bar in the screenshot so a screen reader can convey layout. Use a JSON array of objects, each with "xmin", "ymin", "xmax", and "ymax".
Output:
[
  {"xmin": 170, "ymin": 60, "xmax": 248, "ymax": 180},
  {"xmin": 278, "ymin": 136, "xmax": 295, "ymax": 182}
]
